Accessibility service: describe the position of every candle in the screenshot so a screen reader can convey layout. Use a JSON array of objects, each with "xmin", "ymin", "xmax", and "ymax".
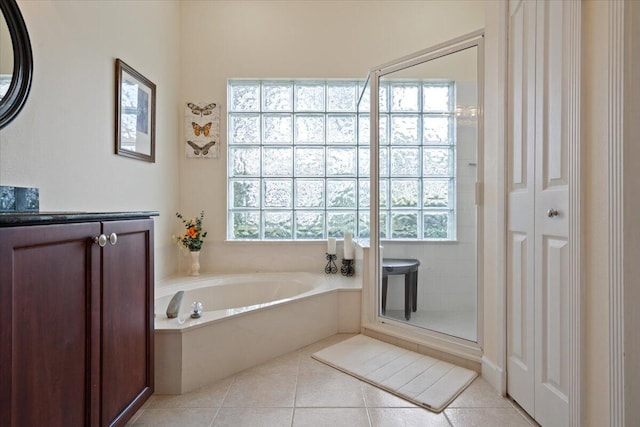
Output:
[
  {"xmin": 343, "ymin": 232, "xmax": 354, "ymax": 260},
  {"xmin": 327, "ymin": 237, "xmax": 336, "ymax": 255}
]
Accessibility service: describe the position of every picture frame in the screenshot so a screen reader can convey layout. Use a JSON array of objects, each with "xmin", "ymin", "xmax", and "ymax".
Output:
[{"xmin": 115, "ymin": 58, "xmax": 156, "ymax": 162}]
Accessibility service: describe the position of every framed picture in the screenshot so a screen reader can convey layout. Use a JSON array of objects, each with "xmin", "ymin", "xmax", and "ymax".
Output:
[{"xmin": 115, "ymin": 58, "xmax": 156, "ymax": 162}]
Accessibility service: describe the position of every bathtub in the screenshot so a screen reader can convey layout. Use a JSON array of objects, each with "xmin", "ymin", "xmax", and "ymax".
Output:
[{"xmin": 154, "ymin": 272, "xmax": 362, "ymax": 394}]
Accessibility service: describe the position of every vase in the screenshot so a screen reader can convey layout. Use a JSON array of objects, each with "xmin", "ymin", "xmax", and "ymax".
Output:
[{"xmin": 189, "ymin": 251, "xmax": 200, "ymax": 276}]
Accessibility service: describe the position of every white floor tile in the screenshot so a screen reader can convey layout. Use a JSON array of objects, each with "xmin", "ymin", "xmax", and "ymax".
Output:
[
  {"xmin": 212, "ymin": 407, "xmax": 293, "ymax": 427},
  {"xmin": 368, "ymin": 407, "xmax": 451, "ymax": 427},
  {"xmin": 293, "ymin": 408, "xmax": 370, "ymax": 427},
  {"xmin": 128, "ymin": 334, "xmax": 532, "ymax": 427}
]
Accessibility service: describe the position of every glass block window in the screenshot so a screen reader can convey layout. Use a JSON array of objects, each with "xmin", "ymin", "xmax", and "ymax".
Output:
[
  {"xmin": 228, "ymin": 79, "xmax": 456, "ymax": 240},
  {"xmin": 378, "ymin": 80, "xmax": 456, "ymax": 240}
]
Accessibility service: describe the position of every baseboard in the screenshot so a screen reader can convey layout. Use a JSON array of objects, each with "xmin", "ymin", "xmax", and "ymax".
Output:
[{"xmin": 481, "ymin": 355, "xmax": 505, "ymax": 396}]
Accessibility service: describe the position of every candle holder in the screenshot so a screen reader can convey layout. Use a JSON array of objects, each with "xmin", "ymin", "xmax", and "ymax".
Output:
[
  {"xmin": 325, "ymin": 253, "xmax": 337, "ymax": 274},
  {"xmin": 341, "ymin": 259, "xmax": 355, "ymax": 277}
]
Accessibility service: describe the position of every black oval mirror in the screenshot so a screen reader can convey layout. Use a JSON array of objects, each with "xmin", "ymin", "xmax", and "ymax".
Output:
[{"xmin": 0, "ymin": 0, "xmax": 32, "ymax": 130}]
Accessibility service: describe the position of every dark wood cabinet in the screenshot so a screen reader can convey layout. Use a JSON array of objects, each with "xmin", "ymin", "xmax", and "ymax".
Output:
[
  {"xmin": 100, "ymin": 219, "xmax": 154, "ymax": 426},
  {"xmin": 0, "ymin": 215, "xmax": 154, "ymax": 427}
]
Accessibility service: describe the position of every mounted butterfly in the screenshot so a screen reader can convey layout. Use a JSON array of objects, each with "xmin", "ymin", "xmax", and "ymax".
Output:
[
  {"xmin": 186, "ymin": 140, "xmax": 216, "ymax": 156},
  {"xmin": 192, "ymin": 121, "xmax": 212, "ymax": 137},
  {"xmin": 184, "ymin": 101, "xmax": 220, "ymax": 158},
  {"xmin": 187, "ymin": 102, "xmax": 216, "ymax": 116}
]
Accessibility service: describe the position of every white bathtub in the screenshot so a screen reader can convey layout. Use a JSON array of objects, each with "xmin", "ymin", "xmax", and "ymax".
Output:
[{"xmin": 154, "ymin": 272, "xmax": 362, "ymax": 394}]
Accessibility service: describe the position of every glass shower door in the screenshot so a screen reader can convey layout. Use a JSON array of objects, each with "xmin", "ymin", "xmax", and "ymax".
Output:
[{"xmin": 368, "ymin": 34, "xmax": 483, "ymax": 343}]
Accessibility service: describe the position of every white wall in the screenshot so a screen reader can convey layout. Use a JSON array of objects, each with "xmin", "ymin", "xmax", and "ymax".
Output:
[
  {"xmin": 583, "ymin": 1, "xmax": 611, "ymax": 424},
  {"xmin": 0, "ymin": 16, "xmax": 12, "ymax": 75},
  {"xmin": 178, "ymin": 0, "xmax": 485, "ymax": 275},
  {"xmin": 0, "ymin": 1, "xmax": 181, "ymax": 280},
  {"xmin": 481, "ymin": 0, "xmax": 505, "ymax": 389},
  {"xmin": 625, "ymin": 2, "xmax": 640, "ymax": 424}
]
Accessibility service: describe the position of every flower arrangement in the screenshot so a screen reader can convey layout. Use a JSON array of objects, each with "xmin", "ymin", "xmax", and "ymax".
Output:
[{"xmin": 175, "ymin": 211, "xmax": 208, "ymax": 252}]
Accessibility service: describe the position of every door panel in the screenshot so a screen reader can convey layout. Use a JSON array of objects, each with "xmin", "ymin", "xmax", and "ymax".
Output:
[
  {"xmin": 508, "ymin": 232, "xmax": 529, "ymax": 365},
  {"xmin": 101, "ymin": 219, "xmax": 154, "ymax": 427},
  {"xmin": 534, "ymin": 2, "xmax": 570, "ymax": 425},
  {"xmin": 507, "ymin": 228, "xmax": 534, "ymax": 414},
  {"xmin": 542, "ymin": 0, "xmax": 566, "ymax": 186},
  {"xmin": 541, "ymin": 236, "xmax": 568, "ymax": 389},
  {"xmin": 507, "ymin": 0, "xmax": 536, "ymax": 416},
  {"xmin": 508, "ymin": 0, "xmax": 570, "ymax": 425},
  {"xmin": 536, "ymin": 235, "xmax": 569, "ymax": 426},
  {"xmin": 509, "ymin": 0, "xmax": 529, "ymax": 190},
  {"xmin": 0, "ymin": 223, "xmax": 101, "ymax": 427}
]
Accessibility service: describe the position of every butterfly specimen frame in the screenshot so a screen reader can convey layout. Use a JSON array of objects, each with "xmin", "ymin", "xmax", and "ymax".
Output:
[
  {"xmin": 185, "ymin": 101, "xmax": 219, "ymax": 158},
  {"xmin": 115, "ymin": 58, "xmax": 156, "ymax": 162}
]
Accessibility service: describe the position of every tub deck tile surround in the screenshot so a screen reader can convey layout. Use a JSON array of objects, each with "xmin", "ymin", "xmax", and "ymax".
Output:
[{"xmin": 129, "ymin": 334, "xmax": 538, "ymax": 426}]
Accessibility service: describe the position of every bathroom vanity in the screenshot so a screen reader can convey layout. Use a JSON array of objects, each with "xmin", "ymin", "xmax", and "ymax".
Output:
[{"xmin": 0, "ymin": 211, "xmax": 157, "ymax": 427}]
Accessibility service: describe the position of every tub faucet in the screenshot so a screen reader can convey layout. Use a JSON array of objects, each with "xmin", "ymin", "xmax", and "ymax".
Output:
[{"xmin": 166, "ymin": 291, "xmax": 184, "ymax": 318}]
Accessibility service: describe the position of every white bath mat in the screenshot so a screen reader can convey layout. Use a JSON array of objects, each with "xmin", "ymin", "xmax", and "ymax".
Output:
[{"xmin": 311, "ymin": 334, "xmax": 477, "ymax": 413}]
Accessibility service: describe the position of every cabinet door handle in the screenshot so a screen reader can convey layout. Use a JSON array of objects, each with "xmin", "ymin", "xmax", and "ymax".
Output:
[
  {"xmin": 94, "ymin": 234, "xmax": 107, "ymax": 247},
  {"xmin": 108, "ymin": 233, "xmax": 118, "ymax": 245},
  {"xmin": 547, "ymin": 208, "xmax": 559, "ymax": 218}
]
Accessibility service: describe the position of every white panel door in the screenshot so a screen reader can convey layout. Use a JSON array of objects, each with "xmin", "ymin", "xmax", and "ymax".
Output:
[
  {"xmin": 507, "ymin": 0, "xmax": 536, "ymax": 416},
  {"xmin": 533, "ymin": 1, "xmax": 569, "ymax": 425},
  {"xmin": 507, "ymin": 0, "xmax": 569, "ymax": 425}
]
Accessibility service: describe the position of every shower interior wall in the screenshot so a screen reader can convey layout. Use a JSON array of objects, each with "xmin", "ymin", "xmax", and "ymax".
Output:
[{"xmin": 382, "ymin": 77, "xmax": 478, "ymax": 316}]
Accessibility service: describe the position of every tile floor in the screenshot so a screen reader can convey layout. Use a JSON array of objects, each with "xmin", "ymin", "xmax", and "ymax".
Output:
[{"xmin": 127, "ymin": 334, "xmax": 537, "ymax": 427}]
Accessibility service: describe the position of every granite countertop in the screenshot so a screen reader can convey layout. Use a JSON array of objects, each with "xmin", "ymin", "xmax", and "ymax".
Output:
[{"xmin": 0, "ymin": 211, "xmax": 159, "ymax": 227}]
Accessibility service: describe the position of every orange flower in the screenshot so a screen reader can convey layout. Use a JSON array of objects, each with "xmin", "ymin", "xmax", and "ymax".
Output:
[{"xmin": 176, "ymin": 211, "xmax": 207, "ymax": 251}]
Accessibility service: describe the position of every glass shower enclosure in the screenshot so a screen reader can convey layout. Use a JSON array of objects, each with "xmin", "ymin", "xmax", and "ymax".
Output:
[{"xmin": 359, "ymin": 31, "xmax": 483, "ymax": 346}]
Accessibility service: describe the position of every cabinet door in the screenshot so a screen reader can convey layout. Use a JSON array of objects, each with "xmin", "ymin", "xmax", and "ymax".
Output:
[
  {"xmin": 100, "ymin": 219, "xmax": 154, "ymax": 427},
  {"xmin": 0, "ymin": 222, "xmax": 102, "ymax": 427}
]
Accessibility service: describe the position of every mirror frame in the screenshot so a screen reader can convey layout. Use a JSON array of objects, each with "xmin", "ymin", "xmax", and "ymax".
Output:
[{"xmin": 0, "ymin": 0, "xmax": 33, "ymax": 130}]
